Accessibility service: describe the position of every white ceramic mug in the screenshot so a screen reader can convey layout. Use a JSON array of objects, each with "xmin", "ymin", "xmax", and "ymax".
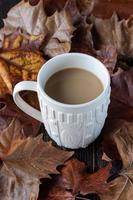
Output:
[{"xmin": 13, "ymin": 53, "xmax": 110, "ymax": 149}]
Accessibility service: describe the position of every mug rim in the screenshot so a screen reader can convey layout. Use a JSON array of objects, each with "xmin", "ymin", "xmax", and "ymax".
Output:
[{"xmin": 37, "ymin": 53, "xmax": 110, "ymax": 108}]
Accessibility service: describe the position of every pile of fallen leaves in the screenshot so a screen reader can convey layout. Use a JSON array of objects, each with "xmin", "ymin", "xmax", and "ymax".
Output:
[{"xmin": 0, "ymin": 0, "xmax": 133, "ymax": 199}]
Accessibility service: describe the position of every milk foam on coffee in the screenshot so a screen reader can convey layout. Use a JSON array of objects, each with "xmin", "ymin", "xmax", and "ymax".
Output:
[{"xmin": 45, "ymin": 68, "xmax": 103, "ymax": 104}]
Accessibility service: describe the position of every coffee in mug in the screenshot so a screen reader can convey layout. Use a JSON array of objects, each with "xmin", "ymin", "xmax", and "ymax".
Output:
[{"xmin": 45, "ymin": 68, "xmax": 103, "ymax": 104}]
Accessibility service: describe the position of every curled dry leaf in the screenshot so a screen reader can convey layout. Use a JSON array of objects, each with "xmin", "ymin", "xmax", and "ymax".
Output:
[
  {"xmin": 113, "ymin": 15, "xmax": 133, "ymax": 57},
  {"xmin": 43, "ymin": 10, "xmax": 75, "ymax": 57},
  {"xmin": 90, "ymin": 13, "xmax": 133, "ymax": 57},
  {"xmin": 65, "ymin": 0, "xmax": 95, "ymax": 25},
  {"xmin": 39, "ymin": 158, "xmax": 112, "ymax": 199},
  {"xmin": 0, "ymin": 165, "xmax": 40, "ymax": 200},
  {"xmin": 100, "ymin": 165, "xmax": 133, "ymax": 200},
  {"xmin": 2, "ymin": 30, "xmax": 45, "ymax": 51},
  {"xmin": 64, "ymin": 0, "xmax": 95, "ymax": 54},
  {"xmin": 65, "ymin": 0, "xmax": 83, "ymax": 25},
  {"xmin": 112, "ymin": 121, "xmax": 133, "ymax": 169},
  {"xmin": 0, "ymin": 0, "xmax": 75, "ymax": 58},
  {"xmin": 0, "ymin": 0, "xmax": 47, "ymax": 47},
  {"xmin": 0, "ymin": 50, "xmax": 45, "ymax": 95},
  {"xmin": 0, "ymin": 119, "xmax": 73, "ymax": 200},
  {"xmin": 90, "ymin": 13, "xmax": 117, "ymax": 49},
  {"xmin": 61, "ymin": 158, "xmax": 112, "ymax": 195},
  {"xmin": 101, "ymin": 117, "xmax": 133, "ymax": 200},
  {"xmin": 103, "ymin": 120, "xmax": 133, "ymax": 168},
  {"xmin": 71, "ymin": 20, "xmax": 94, "ymax": 54}
]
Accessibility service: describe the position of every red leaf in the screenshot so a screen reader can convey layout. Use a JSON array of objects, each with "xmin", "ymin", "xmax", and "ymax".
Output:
[{"xmin": 61, "ymin": 159, "xmax": 112, "ymax": 195}]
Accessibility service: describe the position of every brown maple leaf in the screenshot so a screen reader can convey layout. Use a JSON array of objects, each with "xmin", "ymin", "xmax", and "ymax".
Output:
[
  {"xmin": 0, "ymin": 129, "xmax": 73, "ymax": 178},
  {"xmin": 61, "ymin": 158, "xmax": 112, "ymax": 195},
  {"xmin": 38, "ymin": 158, "xmax": 112, "ymax": 199},
  {"xmin": 0, "ymin": 119, "xmax": 73, "ymax": 200},
  {"xmin": 102, "ymin": 117, "xmax": 133, "ymax": 168},
  {"xmin": 3, "ymin": 136, "xmax": 72, "ymax": 178},
  {"xmin": 100, "ymin": 165, "xmax": 133, "ymax": 200},
  {"xmin": 90, "ymin": 13, "xmax": 133, "ymax": 57}
]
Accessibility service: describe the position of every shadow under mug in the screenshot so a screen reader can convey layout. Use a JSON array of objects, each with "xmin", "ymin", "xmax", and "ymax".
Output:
[{"xmin": 13, "ymin": 53, "xmax": 111, "ymax": 149}]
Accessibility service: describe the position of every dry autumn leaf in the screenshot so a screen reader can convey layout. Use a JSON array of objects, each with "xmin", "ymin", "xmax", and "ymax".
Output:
[
  {"xmin": 0, "ymin": 0, "xmax": 47, "ymax": 48},
  {"xmin": 113, "ymin": 15, "xmax": 133, "ymax": 57},
  {"xmin": 0, "ymin": 165, "xmax": 40, "ymax": 200},
  {"xmin": 0, "ymin": 50, "xmax": 45, "ymax": 95},
  {"xmin": 101, "ymin": 120, "xmax": 133, "ymax": 200},
  {"xmin": 65, "ymin": 0, "xmax": 95, "ymax": 25},
  {"xmin": 100, "ymin": 165, "xmax": 133, "ymax": 200},
  {"xmin": 112, "ymin": 121, "xmax": 133, "ymax": 168},
  {"xmin": 90, "ymin": 13, "xmax": 117, "ymax": 49},
  {"xmin": 43, "ymin": 10, "xmax": 75, "ymax": 57},
  {"xmin": 112, "ymin": 68, "xmax": 133, "ymax": 108},
  {"xmin": 61, "ymin": 158, "xmax": 112, "ymax": 195},
  {"xmin": 0, "ymin": 119, "xmax": 24, "ymax": 158},
  {"xmin": 64, "ymin": 0, "xmax": 95, "ymax": 54},
  {"xmin": 0, "ymin": 0, "xmax": 75, "ymax": 58},
  {"xmin": 0, "ymin": 96, "xmax": 40, "ymax": 137},
  {"xmin": 39, "ymin": 158, "xmax": 112, "ymax": 199},
  {"xmin": 96, "ymin": 45, "xmax": 118, "ymax": 74},
  {"xmin": 2, "ymin": 30, "xmax": 45, "ymax": 51},
  {"xmin": 102, "ymin": 119, "xmax": 133, "ymax": 163},
  {"xmin": 71, "ymin": 20, "xmax": 94, "ymax": 54},
  {"xmin": 0, "ymin": 118, "xmax": 73, "ymax": 177},
  {"xmin": 39, "ymin": 176, "xmax": 75, "ymax": 200},
  {"xmin": 90, "ymin": 13, "xmax": 133, "ymax": 57},
  {"xmin": 0, "ymin": 119, "xmax": 73, "ymax": 199}
]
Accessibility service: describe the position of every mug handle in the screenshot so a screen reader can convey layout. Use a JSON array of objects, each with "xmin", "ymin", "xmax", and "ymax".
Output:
[{"xmin": 13, "ymin": 81, "xmax": 43, "ymax": 122}]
